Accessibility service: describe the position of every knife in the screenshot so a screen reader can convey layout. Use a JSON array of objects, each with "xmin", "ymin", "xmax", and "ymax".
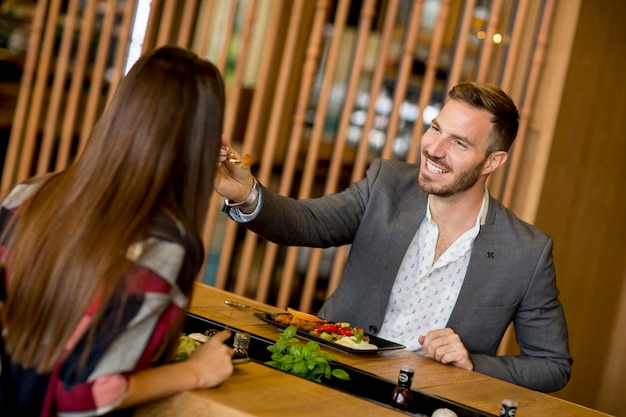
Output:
[{"xmin": 224, "ymin": 300, "xmax": 277, "ymax": 316}]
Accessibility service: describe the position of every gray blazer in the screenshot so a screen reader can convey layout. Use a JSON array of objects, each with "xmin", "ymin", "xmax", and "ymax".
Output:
[{"xmin": 238, "ymin": 158, "xmax": 572, "ymax": 392}]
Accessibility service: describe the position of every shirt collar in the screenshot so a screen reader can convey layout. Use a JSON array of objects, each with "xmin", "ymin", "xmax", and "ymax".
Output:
[{"xmin": 425, "ymin": 188, "xmax": 489, "ymax": 226}]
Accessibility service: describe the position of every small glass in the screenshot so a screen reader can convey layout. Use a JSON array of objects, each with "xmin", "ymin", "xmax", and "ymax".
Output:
[{"xmin": 232, "ymin": 332, "xmax": 250, "ymax": 364}]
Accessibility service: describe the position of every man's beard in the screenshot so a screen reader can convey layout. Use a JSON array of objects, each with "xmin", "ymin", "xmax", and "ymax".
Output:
[{"xmin": 418, "ymin": 154, "xmax": 487, "ymax": 197}]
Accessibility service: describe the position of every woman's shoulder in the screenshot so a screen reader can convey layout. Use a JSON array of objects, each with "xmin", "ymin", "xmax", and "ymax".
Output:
[
  {"xmin": 0, "ymin": 176, "xmax": 49, "ymax": 210},
  {"xmin": 127, "ymin": 213, "xmax": 204, "ymax": 282}
]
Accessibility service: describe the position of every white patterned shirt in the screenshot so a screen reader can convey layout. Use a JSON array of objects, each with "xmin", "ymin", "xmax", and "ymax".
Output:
[{"xmin": 377, "ymin": 191, "xmax": 488, "ymax": 352}]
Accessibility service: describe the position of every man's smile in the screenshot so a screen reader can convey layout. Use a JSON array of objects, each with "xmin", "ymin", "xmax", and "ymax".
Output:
[{"xmin": 425, "ymin": 159, "xmax": 449, "ymax": 174}]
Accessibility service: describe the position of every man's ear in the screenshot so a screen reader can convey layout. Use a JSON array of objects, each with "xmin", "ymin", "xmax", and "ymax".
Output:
[{"xmin": 482, "ymin": 151, "xmax": 508, "ymax": 175}]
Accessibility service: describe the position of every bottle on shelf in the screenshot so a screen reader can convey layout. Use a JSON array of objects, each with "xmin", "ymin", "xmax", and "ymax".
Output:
[
  {"xmin": 432, "ymin": 408, "xmax": 458, "ymax": 417},
  {"xmin": 390, "ymin": 364, "xmax": 415, "ymax": 411},
  {"xmin": 500, "ymin": 399, "xmax": 518, "ymax": 417}
]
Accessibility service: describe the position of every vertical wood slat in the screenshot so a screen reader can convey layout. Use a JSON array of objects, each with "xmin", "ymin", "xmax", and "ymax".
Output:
[
  {"xmin": 487, "ymin": 1, "xmax": 530, "ymax": 202},
  {"xmin": 242, "ymin": 0, "xmax": 297, "ymax": 300},
  {"xmin": 500, "ymin": 1, "xmax": 531, "ymax": 92},
  {"xmin": 211, "ymin": 0, "xmax": 259, "ymax": 291},
  {"xmin": 211, "ymin": 1, "xmax": 289, "ymax": 292},
  {"xmin": 407, "ymin": 0, "xmax": 450, "ymax": 164},
  {"xmin": 198, "ymin": 0, "xmax": 217, "ymax": 58},
  {"xmin": 57, "ymin": 0, "xmax": 98, "ymax": 169},
  {"xmin": 197, "ymin": 0, "xmax": 250, "ymax": 286},
  {"xmin": 223, "ymin": 0, "xmax": 258, "ymax": 139},
  {"xmin": 381, "ymin": 0, "xmax": 423, "ymax": 160},
  {"xmin": 274, "ymin": 0, "xmax": 331, "ymax": 308},
  {"xmin": 1, "ymin": 0, "xmax": 48, "ymax": 194},
  {"xmin": 244, "ymin": 0, "xmax": 313, "ymax": 300},
  {"xmin": 278, "ymin": 0, "xmax": 335, "ymax": 309},
  {"xmin": 17, "ymin": 0, "xmax": 62, "ymax": 182},
  {"xmin": 142, "ymin": 0, "xmax": 162, "ymax": 53},
  {"xmin": 326, "ymin": 0, "xmax": 403, "ymax": 303},
  {"xmin": 352, "ymin": 0, "xmax": 400, "ymax": 182},
  {"xmin": 78, "ymin": 0, "xmax": 117, "ymax": 152},
  {"xmin": 156, "ymin": 0, "xmax": 177, "ymax": 47},
  {"xmin": 501, "ymin": 0, "xmax": 555, "ymax": 207},
  {"xmin": 177, "ymin": 0, "xmax": 199, "ymax": 48},
  {"xmin": 224, "ymin": 0, "xmax": 305, "ymax": 297},
  {"xmin": 324, "ymin": 0, "xmax": 377, "ymax": 297},
  {"xmin": 106, "ymin": 0, "xmax": 139, "ymax": 104},
  {"xmin": 476, "ymin": 0, "xmax": 504, "ymax": 82},
  {"xmin": 212, "ymin": 0, "xmax": 290, "ymax": 292},
  {"xmin": 216, "ymin": 0, "xmax": 239, "ymax": 72},
  {"xmin": 297, "ymin": 1, "xmax": 351, "ymax": 313},
  {"xmin": 37, "ymin": 0, "xmax": 80, "ymax": 175},
  {"xmin": 209, "ymin": 1, "xmax": 256, "ymax": 286},
  {"xmin": 446, "ymin": 0, "xmax": 477, "ymax": 89}
]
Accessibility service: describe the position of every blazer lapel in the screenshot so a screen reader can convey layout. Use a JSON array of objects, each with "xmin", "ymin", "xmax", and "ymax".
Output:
[
  {"xmin": 446, "ymin": 196, "xmax": 501, "ymax": 329},
  {"xmin": 386, "ymin": 183, "xmax": 428, "ymax": 268}
]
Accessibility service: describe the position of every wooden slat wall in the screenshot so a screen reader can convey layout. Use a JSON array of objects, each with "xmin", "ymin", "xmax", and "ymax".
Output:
[{"xmin": 1, "ymin": 0, "xmax": 552, "ymax": 313}]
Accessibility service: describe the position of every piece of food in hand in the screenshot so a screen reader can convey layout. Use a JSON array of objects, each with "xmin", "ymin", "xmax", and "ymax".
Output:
[
  {"xmin": 240, "ymin": 153, "xmax": 254, "ymax": 169},
  {"xmin": 175, "ymin": 334, "xmax": 202, "ymax": 361},
  {"xmin": 175, "ymin": 332, "xmax": 214, "ymax": 361},
  {"xmin": 286, "ymin": 307, "xmax": 328, "ymax": 323},
  {"xmin": 188, "ymin": 332, "xmax": 210, "ymax": 343}
]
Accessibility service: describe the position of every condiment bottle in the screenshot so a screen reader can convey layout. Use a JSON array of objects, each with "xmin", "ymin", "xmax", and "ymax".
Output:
[
  {"xmin": 432, "ymin": 408, "xmax": 458, "ymax": 417},
  {"xmin": 390, "ymin": 364, "xmax": 415, "ymax": 410},
  {"xmin": 232, "ymin": 332, "xmax": 250, "ymax": 364},
  {"xmin": 500, "ymin": 399, "xmax": 518, "ymax": 417}
]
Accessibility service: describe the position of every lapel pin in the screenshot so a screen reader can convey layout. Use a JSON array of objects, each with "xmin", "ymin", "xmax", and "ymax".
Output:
[{"xmin": 487, "ymin": 251, "xmax": 495, "ymax": 259}]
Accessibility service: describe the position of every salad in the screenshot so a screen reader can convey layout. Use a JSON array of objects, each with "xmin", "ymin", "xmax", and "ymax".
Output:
[{"xmin": 310, "ymin": 322, "xmax": 378, "ymax": 350}]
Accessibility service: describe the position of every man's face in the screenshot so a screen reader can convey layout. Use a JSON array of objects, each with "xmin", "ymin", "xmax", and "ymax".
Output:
[{"xmin": 418, "ymin": 100, "xmax": 498, "ymax": 197}]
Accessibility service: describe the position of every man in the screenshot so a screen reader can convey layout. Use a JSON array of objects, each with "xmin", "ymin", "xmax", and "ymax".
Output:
[{"xmin": 215, "ymin": 81, "xmax": 572, "ymax": 393}]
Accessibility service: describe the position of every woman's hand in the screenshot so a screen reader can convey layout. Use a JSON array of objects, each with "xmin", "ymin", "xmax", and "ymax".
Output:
[
  {"xmin": 118, "ymin": 330, "xmax": 234, "ymax": 409},
  {"xmin": 215, "ymin": 134, "xmax": 256, "ymax": 203},
  {"xmin": 185, "ymin": 329, "xmax": 234, "ymax": 389}
]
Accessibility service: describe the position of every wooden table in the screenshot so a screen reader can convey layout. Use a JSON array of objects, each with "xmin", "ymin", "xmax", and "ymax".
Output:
[{"xmin": 134, "ymin": 283, "xmax": 612, "ymax": 417}]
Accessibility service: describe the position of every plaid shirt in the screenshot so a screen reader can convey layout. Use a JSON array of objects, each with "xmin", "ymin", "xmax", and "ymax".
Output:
[{"xmin": 0, "ymin": 180, "xmax": 203, "ymax": 416}]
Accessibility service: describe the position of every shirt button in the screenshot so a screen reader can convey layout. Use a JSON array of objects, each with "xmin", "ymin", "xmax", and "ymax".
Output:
[{"xmin": 368, "ymin": 325, "xmax": 378, "ymax": 334}]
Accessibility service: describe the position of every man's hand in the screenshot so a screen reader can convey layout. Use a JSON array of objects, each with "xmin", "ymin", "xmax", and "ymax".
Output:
[
  {"xmin": 215, "ymin": 134, "xmax": 255, "ymax": 202},
  {"xmin": 418, "ymin": 328, "xmax": 473, "ymax": 371}
]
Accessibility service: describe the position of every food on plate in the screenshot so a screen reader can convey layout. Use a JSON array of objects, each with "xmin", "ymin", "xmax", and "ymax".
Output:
[
  {"xmin": 335, "ymin": 336, "xmax": 378, "ymax": 350},
  {"xmin": 272, "ymin": 312, "xmax": 379, "ymax": 350},
  {"xmin": 310, "ymin": 322, "xmax": 378, "ymax": 350},
  {"xmin": 274, "ymin": 312, "xmax": 321, "ymax": 332},
  {"xmin": 286, "ymin": 307, "xmax": 328, "ymax": 323}
]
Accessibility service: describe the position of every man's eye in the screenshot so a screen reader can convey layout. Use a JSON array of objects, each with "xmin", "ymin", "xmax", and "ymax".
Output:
[{"xmin": 453, "ymin": 140, "xmax": 467, "ymax": 149}]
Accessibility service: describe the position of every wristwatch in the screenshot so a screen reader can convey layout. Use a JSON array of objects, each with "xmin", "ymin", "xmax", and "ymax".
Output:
[{"xmin": 224, "ymin": 177, "xmax": 260, "ymax": 209}]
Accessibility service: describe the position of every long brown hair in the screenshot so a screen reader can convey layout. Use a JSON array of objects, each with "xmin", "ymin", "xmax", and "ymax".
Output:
[{"xmin": 2, "ymin": 46, "xmax": 225, "ymax": 372}]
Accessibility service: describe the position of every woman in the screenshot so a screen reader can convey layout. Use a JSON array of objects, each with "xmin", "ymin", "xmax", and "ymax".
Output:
[{"xmin": 0, "ymin": 46, "xmax": 233, "ymax": 416}]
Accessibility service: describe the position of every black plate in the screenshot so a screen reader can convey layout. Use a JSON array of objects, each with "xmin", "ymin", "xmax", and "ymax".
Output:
[{"xmin": 253, "ymin": 312, "xmax": 406, "ymax": 353}]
